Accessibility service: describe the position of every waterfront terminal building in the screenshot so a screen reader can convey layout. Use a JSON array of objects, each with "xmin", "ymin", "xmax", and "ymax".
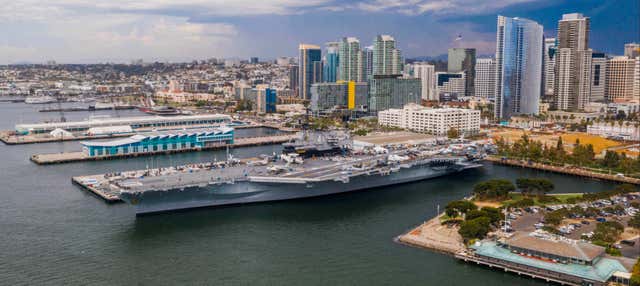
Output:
[
  {"xmin": 15, "ymin": 114, "xmax": 232, "ymax": 135},
  {"xmin": 80, "ymin": 127, "xmax": 234, "ymax": 157},
  {"xmin": 378, "ymin": 104, "xmax": 481, "ymax": 136}
]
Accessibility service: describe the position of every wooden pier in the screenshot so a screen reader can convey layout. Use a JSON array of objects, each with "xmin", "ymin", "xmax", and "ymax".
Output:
[
  {"xmin": 485, "ymin": 156, "xmax": 640, "ymax": 185},
  {"xmin": 31, "ymin": 134, "xmax": 297, "ymax": 165}
]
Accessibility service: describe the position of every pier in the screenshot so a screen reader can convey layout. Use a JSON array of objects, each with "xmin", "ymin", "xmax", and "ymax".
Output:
[
  {"xmin": 485, "ymin": 156, "xmax": 640, "ymax": 185},
  {"xmin": 71, "ymin": 175, "xmax": 122, "ymax": 203},
  {"xmin": 395, "ymin": 214, "xmax": 464, "ymax": 255},
  {"xmin": 31, "ymin": 134, "xmax": 297, "ymax": 165}
]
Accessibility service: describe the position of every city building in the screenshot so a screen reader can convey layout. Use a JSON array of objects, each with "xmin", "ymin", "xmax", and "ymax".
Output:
[
  {"xmin": 448, "ymin": 48, "xmax": 476, "ymax": 97},
  {"xmin": 554, "ymin": 13, "xmax": 592, "ymax": 111},
  {"xmin": 543, "ymin": 37, "xmax": 557, "ymax": 96},
  {"xmin": 298, "ymin": 44, "xmax": 322, "ymax": 100},
  {"xmin": 624, "ymin": 43, "xmax": 640, "ymax": 58},
  {"xmin": 372, "ymin": 35, "xmax": 403, "ymax": 76},
  {"xmin": 363, "ymin": 46, "xmax": 374, "ymax": 80},
  {"xmin": 256, "ymin": 87, "xmax": 277, "ymax": 113},
  {"xmin": 289, "ymin": 65, "xmax": 299, "ymax": 97},
  {"xmin": 435, "ymin": 72, "xmax": 466, "ymax": 101},
  {"xmin": 323, "ymin": 42, "xmax": 339, "ymax": 83},
  {"xmin": 590, "ymin": 52, "xmax": 607, "ymax": 103},
  {"xmin": 494, "ymin": 15, "xmax": 543, "ymax": 120},
  {"xmin": 81, "ymin": 127, "xmax": 235, "ymax": 157},
  {"xmin": 368, "ymin": 75, "xmax": 421, "ymax": 113},
  {"xmin": 338, "ymin": 37, "xmax": 365, "ymax": 82},
  {"xmin": 605, "ymin": 56, "xmax": 639, "ymax": 102},
  {"xmin": 411, "ymin": 63, "xmax": 436, "ymax": 101},
  {"xmin": 475, "ymin": 58, "xmax": 496, "ymax": 99},
  {"xmin": 378, "ymin": 104, "xmax": 480, "ymax": 135},
  {"xmin": 250, "ymin": 57, "xmax": 259, "ymax": 64},
  {"xmin": 310, "ymin": 81, "xmax": 368, "ymax": 112}
]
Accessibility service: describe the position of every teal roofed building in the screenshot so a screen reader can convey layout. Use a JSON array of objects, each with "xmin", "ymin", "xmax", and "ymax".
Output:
[{"xmin": 81, "ymin": 127, "xmax": 234, "ymax": 157}]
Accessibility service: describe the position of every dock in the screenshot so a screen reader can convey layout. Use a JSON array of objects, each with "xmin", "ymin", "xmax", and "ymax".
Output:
[
  {"xmin": 71, "ymin": 175, "xmax": 122, "ymax": 203},
  {"xmin": 485, "ymin": 156, "xmax": 640, "ymax": 185},
  {"xmin": 1, "ymin": 130, "xmax": 132, "ymax": 145},
  {"xmin": 395, "ymin": 214, "xmax": 464, "ymax": 256},
  {"xmin": 39, "ymin": 106, "xmax": 136, "ymax": 112},
  {"xmin": 31, "ymin": 134, "xmax": 297, "ymax": 165}
]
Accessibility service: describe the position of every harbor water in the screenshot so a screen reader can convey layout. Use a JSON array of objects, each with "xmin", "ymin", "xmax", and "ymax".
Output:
[{"xmin": 0, "ymin": 102, "xmax": 622, "ymax": 285}]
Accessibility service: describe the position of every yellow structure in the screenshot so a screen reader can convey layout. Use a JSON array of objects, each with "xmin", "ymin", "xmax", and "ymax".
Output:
[{"xmin": 347, "ymin": 81, "xmax": 356, "ymax": 110}]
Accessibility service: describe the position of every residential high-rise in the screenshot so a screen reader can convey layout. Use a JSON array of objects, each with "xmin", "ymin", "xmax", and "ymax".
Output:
[
  {"xmin": 494, "ymin": 16, "xmax": 544, "ymax": 120},
  {"xmin": 368, "ymin": 75, "xmax": 421, "ymax": 113},
  {"xmin": 435, "ymin": 72, "xmax": 466, "ymax": 101},
  {"xmin": 475, "ymin": 58, "xmax": 496, "ymax": 99},
  {"xmin": 448, "ymin": 48, "xmax": 476, "ymax": 97},
  {"xmin": 372, "ymin": 35, "xmax": 403, "ymax": 76},
  {"xmin": 411, "ymin": 63, "xmax": 436, "ymax": 101},
  {"xmin": 298, "ymin": 44, "xmax": 322, "ymax": 100},
  {"xmin": 338, "ymin": 37, "xmax": 365, "ymax": 82},
  {"xmin": 543, "ymin": 37, "xmax": 557, "ymax": 96},
  {"xmin": 606, "ymin": 56, "xmax": 640, "ymax": 103},
  {"xmin": 289, "ymin": 65, "xmax": 299, "ymax": 96},
  {"xmin": 590, "ymin": 52, "xmax": 607, "ymax": 103},
  {"xmin": 624, "ymin": 43, "xmax": 640, "ymax": 59},
  {"xmin": 363, "ymin": 46, "xmax": 374, "ymax": 80},
  {"xmin": 554, "ymin": 13, "xmax": 592, "ymax": 111},
  {"xmin": 323, "ymin": 42, "xmax": 339, "ymax": 83}
]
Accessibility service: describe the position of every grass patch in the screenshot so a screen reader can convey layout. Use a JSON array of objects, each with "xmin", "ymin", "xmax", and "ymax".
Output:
[{"xmin": 497, "ymin": 193, "xmax": 584, "ymax": 207}]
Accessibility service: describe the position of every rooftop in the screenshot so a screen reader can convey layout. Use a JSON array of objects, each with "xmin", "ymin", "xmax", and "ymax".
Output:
[
  {"xmin": 504, "ymin": 231, "xmax": 605, "ymax": 262},
  {"xmin": 81, "ymin": 127, "xmax": 234, "ymax": 147}
]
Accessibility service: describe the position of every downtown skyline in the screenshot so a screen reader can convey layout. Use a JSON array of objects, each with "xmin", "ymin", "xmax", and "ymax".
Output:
[{"xmin": 1, "ymin": 0, "xmax": 638, "ymax": 64}]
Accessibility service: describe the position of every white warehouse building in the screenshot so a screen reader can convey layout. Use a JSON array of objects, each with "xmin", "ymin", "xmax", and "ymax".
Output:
[{"xmin": 378, "ymin": 104, "xmax": 481, "ymax": 135}]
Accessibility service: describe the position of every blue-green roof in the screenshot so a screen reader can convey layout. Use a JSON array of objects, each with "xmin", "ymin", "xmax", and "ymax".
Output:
[{"xmin": 470, "ymin": 241, "xmax": 628, "ymax": 282}]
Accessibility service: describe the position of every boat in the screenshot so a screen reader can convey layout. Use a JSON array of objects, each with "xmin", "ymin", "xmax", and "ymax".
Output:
[
  {"xmin": 90, "ymin": 132, "xmax": 487, "ymax": 215},
  {"xmin": 138, "ymin": 106, "xmax": 182, "ymax": 116},
  {"xmin": 25, "ymin": 96, "xmax": 57, "ymax": 104}
]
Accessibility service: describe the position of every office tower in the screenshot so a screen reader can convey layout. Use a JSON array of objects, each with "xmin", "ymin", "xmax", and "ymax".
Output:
[
  {"xmin": 554, "ymin": 13, "xmax": 592, "ymax": 111},
  {"xmin": 310, "ymin": 82, "xmax": 369, "ymax": 112},
  {"xmin": 543, "ymin": 38, "xmax": 557, "ymax": 96},
  {"xmin": 255, "ymin": 87, "xmax": 277, "ymax": 113},
  {"xmin": 412, "ymin": 63, "xmax": 436, "ymax": 100},
  {"xmin": 323, "ymin": 42, "xmax": 339, "ymax": 83},
  {"xmin": 368, "ymin": 75, "xmax": 421, "ymax": 113},
  {"xmin": 298, "ymin": 44, "xmax": 322, "ymax": 100},
  {"xmin": 363, "ymin": 46, "xmax": 374, "ymax": 80},
  {"xmin": 338, "ymin": 37, "xmax": 364, "ymax": 82},
  {"xmin": 289, "ymin": 65, "xmax": 299, "ymax": 96},
  {"xmin": 435, "ymin": 72, "xmax": 466, "ymax": 101},
  {"xmin": 590, "ymin": 52, "xmax": 607, "ymax": 103},
  {"xmin": 606, "ymin": 56, "xmax": 640, "ymax": 103},
  {"xmin": 372, "ymin": 35, "xmax": 403, "ymax": 76},
  {"xmin": 448, "ymin": 48, "xmax": 476, "ymax": 97},
  {"xmin": 625, "ymin": 43, "xmax": 640, "ymax": 59},
  {"xmin": 494, "ymin": 16, "xmax": 543, "ymax": 120},
  {"xmin": 250, "ymin": 57, "xmax": 259, "ymax": 64},
  {"xmin": 475, "ymin": 58, "xmax": 496, "ymax": 99}
]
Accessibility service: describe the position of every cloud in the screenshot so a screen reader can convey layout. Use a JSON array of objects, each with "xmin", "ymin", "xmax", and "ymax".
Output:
[{"xmin": 350, "ymin": 0, "xmax": 542, "ymax": 15}]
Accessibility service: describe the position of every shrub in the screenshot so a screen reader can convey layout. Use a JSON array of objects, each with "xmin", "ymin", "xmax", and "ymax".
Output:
[{"xmin": 458, "ymin": 217, "xmax": 491, "ymax": 241}]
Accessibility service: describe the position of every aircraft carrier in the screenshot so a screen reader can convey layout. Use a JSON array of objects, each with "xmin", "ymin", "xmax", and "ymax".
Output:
[{"xmin": 82, "ymin": 132, "xmax": 486, "ymax": 215}]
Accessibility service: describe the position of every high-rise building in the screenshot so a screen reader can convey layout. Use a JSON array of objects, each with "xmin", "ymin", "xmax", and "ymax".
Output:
[
  {"xmin": 310, "ymin": 81, "xmax": 368, "ymax": 112},
  {"xmin": 338, "ymin": 37, "xmax": 365, "ymax": 82},
  {"xmin": 543, "ymin": 37, "xmax": 557, "ymax": 96},
  {"xmin": 494, "ymin": 16, "xmax": 544, "ymax": 120},
  {"xmin": 411, "ymin": 63, "xmax": 436, "ymax": 101},
  {"xmin": 624, "ymin": 43, "xmax": 640, "ymax": 59},
  {"xmin": 298, "ymin": 44, "xmax": 322, "ymax": 100},
  {"xmin": 256, "ymin": 87, "xmax": 277, "ymax": 113},
  {"xmin": 606, "ymin": 56, "xmax": 640, "ymax": 103},
  {"xmin": 554, "ymin": 13, "xmax": 592, "ymax": 111},
  {"xmin": 323, "ymin": 42, "xmax": 339, "ymax": 83},
  {"xmin": 475, "ymin": 58, "xmax": 496, "ymax": 99},
  {"xmin": 289, "ymin": 65, "xmax": 299, "ymax": 96},
  {"xmin": 368, "ymin": 75, "xmax": 421, "ymax": 113},
  {"xmin": 363, "ymin": 46, "xmax": 374, "ymax": 80},
  {"xmin": 250, "ymin": 57, "xmax": 259, "ymax": 64},
  {"xmin": 435, "ymin": 72, "xmax": 466, "ymax": 101},
  {"xmin": 448, "ymin": 48, "xmax": 476, "ymax": 97},
  {"xmin": 372, "ymin": 35, "xmax": 403, "ymax": 76},
  {"xmin": 590, "ymin": 52, "xmax": 607, "ymax": 103}
]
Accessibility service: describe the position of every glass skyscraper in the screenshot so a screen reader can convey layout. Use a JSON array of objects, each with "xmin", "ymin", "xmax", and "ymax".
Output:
[
  {"xmin": 323, "ymin": 42, "xmax": 339, "ymax": 83},
  {"xmin": 298, "ymin": 44, "xmax": 322, "ymax": 100},
  {"xmin": 494, "ymin": 16, "xmax": 543, "ymax": 120}
]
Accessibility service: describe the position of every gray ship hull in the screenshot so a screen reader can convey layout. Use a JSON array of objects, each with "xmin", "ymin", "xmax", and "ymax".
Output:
[{"xmin": 120, "ymin": 162, "xmax": 481, "ymax": 215}]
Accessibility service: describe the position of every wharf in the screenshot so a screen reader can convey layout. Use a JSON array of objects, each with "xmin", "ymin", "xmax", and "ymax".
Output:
[
  {"xmin": 71, "ymin": 175, "xmax": 122, "ymax": 203},
  {"xmin": 31, "ymin": 134, "xmax": 297, "ymax": 165},
  {"xmin": 0, "ymin": 130, "xmax": 131, "ymax": 145},
  {"xmin": 39, "ymin": 106, "xmax": 136, "ymax": 112},
  {"xmin": 485, "ymin": 156, "xmax": 640, "ymax": 185}
]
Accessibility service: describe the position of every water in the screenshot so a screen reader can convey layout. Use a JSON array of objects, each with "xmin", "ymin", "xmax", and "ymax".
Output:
[{"xmin": 0, "ymin": 102, "xmax": 622, "ymax": 285}]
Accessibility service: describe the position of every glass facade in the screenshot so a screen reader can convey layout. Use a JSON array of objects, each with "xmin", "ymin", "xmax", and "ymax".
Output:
[
  {"xmin": 368, "ymin": 75, "xmax": 421, "ymax": 113},
  {"xmin": 494, "ymin": 16, "xmax": 543, "ymax": 120},
  {"xmin": 299, "ymin": 45, "xmax": 322, "ymax": 100}
]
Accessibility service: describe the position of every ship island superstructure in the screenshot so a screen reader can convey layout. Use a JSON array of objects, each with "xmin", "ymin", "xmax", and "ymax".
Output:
[{"xmin": 75, "ymin": 132, "xmax": 487, "ymax": 215}]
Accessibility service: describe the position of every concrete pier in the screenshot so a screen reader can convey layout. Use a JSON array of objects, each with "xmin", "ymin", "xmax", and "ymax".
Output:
[
  {"xmin": 31, "ymin": 134, "xmax": 297, "ymax": 165},
  {"xmin": 71, "ymin": 175, "xmax": 122, "ymax": 203},
  {"xmin": 395, "ymin": 214, "xmax": 464, "ymax": 256}
]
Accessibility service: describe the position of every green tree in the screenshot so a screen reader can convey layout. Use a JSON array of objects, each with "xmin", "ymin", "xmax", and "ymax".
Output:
[
  {"xmin": 516, "ymin": 178, "xmax": 555, "ymax": 197},
  {"xmin": 458, "ymin": 217, "xmax": 491, "ymax": 241},
  {"xmin": 592, "ymin": 221, "xmax": 624, "ymax": 244},
  {"xmin": 447, "ymin": 127, "xmax": 460, "ymax": 139},
  {"xmin": 472, "ymin": 179, "xmax": 515, "ymax": 200},
  {"xmin": 445, "ymin": 200, "xmax": 477, "ymax": 218},
  {"xmin": 629, "ymin": 213, "xmax": 640, "ymax": 229},
  {"xmin": 602, "ymin": 151, "xmax": 620, "ymax": 169}
]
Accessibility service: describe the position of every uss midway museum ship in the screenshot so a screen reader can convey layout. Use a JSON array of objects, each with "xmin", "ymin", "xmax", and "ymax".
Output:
[{"xmin": 91, "ymin": 131, "xmax": 486, "ymax": 215}]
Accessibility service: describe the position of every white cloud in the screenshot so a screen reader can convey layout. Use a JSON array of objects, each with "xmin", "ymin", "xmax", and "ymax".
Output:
[{"xmin": 351, "ymin": 0, "xmax": 541, "ymax": 15}]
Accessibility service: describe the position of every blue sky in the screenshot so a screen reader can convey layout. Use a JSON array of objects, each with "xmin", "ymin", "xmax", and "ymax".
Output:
[{"xmin": 0, "ymin": 0, "xmax": 638, "ymax": 64}]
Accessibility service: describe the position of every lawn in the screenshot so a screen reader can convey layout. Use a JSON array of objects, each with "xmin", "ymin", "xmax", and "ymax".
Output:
[{"xmin": 488, "ymin": 193, "xmax": 584, "ymax": 207}]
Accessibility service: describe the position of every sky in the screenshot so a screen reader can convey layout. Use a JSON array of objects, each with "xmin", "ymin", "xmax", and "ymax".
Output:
[{"xmin": 0, "ymin": 0, "xmax": 638, "ymax": 64}]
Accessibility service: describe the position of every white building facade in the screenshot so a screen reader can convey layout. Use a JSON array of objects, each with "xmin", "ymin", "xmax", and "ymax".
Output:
[
  {"xmin": 475, "ymin": 58, "xmax": 496, "ymax": 99},
  {"xmin": 378, "ymin": 104, "xmax": 481, "ymax": 135}
]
